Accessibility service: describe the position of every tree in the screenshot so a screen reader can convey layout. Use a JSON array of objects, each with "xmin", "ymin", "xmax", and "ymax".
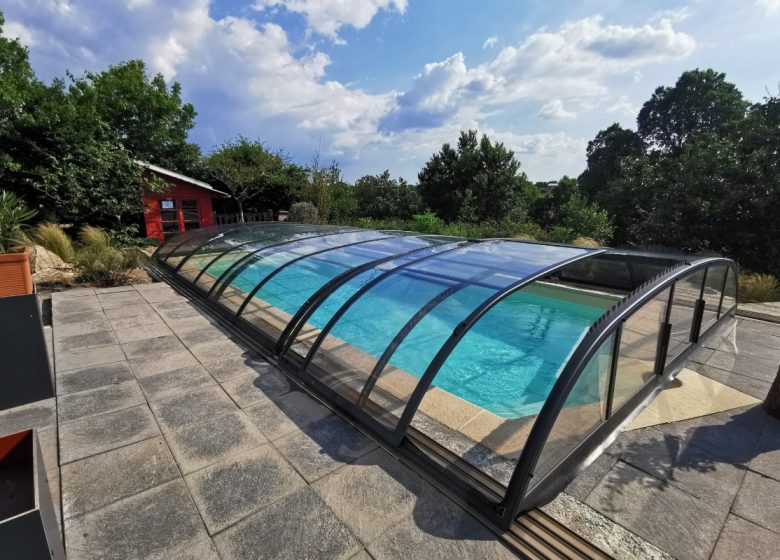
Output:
[
  {"xmin": 205, "ymin": 137, "xmax": 288, "ymax": 221},
  {"xmin": 71, "ymin": 60, "xmax": 200, "ymax": 171},
  {"xmin": 354, "ymin": 170, "xmax": 422, "ymax": 219},
  {"xmin": 302, "ymin": 150, "xmax": 340, "ymax": 223},
  {"xmin": 418, "ymin": 130, "xmax": 527, "ymax": 222},
  {"xmin": 637, "ymin": 69, "xmax": 748, "ymax": 153},
  {"xmin": 578, "ymin": 124, "xmax": 645, "ymax": 202}
]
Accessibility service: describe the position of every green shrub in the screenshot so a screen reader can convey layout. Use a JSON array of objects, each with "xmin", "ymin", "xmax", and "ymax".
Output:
[
  {"xmin": 412, "ymin": 213, "xmax": 443, "ymax": 234},
  {"xmin": 31, "ymin": 222, "xmax": 75, "ymax": 262},
  {"xmin": 572, "ymin": 236, "xmax": 601, "ymax": 248},
  {"xmin": 107, "ymin": 225, "xmax": 158, "ymax": 247},
  {"xmin": 547, "ymin": 226, "xmax": 577, "ymax": 244},
  {"xmin": 75, "ymin": 225, "xmax": 146, "ymax": 286},
  {"xmin": 289, "ymin": 202, "xmax": 319, "ymax": 224},
  {"xmin": 739, "ymin": 273, "xmax": 779, "ymax": 303},
  {"xmin": 0, "ymin": 191, "xmax": 37, "ymax": 253}
]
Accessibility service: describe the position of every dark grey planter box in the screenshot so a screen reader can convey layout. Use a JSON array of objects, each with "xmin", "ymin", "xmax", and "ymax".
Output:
[
  {"xmin": 0, "ymin": 294, "xmax": 54, "ymax": 412},
  {"xmin": 0, "ymin": 429, "xmax": 64, "ymax": 559}
]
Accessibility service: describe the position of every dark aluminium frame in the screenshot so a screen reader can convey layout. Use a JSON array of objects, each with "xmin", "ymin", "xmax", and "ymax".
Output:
[{"xmin": 148, "ymin": 223, "xmax": 739, "ymax": 532}]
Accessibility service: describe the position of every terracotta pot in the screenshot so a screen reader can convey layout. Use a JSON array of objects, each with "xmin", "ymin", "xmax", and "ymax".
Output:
[{"xmin": 0, "ymin": 247, "xmax": 33, "ymax": 297}]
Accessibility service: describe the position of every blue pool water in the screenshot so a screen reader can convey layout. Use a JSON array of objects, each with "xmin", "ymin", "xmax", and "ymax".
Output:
[{"xmin": 207, "ymin": 249, "xmax": 612, "ymax": 419}]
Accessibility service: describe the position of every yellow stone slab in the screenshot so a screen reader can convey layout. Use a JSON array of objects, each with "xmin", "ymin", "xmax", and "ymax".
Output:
[{"xmin": 628, "ymin": 368, "xmax": 760, "ymax": 430}]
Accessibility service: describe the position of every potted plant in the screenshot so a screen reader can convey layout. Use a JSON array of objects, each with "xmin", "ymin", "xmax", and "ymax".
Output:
[{"xmin": 0, "ymin": 191, "xmax": 37, "ymax": 297}]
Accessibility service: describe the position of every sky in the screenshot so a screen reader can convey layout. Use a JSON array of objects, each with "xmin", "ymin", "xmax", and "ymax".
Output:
[{"xmin": 2, "ymin": 0, "xmax": 779, "ymax": 182}]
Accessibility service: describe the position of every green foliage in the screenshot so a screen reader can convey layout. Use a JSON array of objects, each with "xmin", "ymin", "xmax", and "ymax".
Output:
[
  {"xmin": 354, "ymin": 170, "xmax": 422, "ymax": 219},
  {"xmin": 558, "ymin": 193, "xmax": 614, "ymax": 243},
  {"xmin": 418, "ymin": 130, "xmax": 534, "ymax": 222},
  {"xmin": 411, "ymin": 213, "xmax": 443, "ymax": 233},
  {"xmin": 329, "ymin": 181, "xmax": 358, "ymax": 224},
  {"xmin": 289, "ymin": 201, "xmax": 319, "ymax": 224},
  {"xmin": 74, "ymin": 225, "xmax": 146, "ymax": 286},
  {"xmin": 30, "ymin": 222, "xmax": 74, "ymax": 262},
  {"xmin": 547, "ymin": 226, "xmax": 576, "ymax": 244},
  {"xmin": 638, "ymin": 69, "xmax": 748, "ymax": 153},
  {"xmin": 302, "ymin": 152, "xmax": 341, "ymax": 223},
  {"xmin": 0, "ymin": 190, "xmax": 37, "ymax": 253},
  {"xmin": 739, "ymin": 273, "xmax": 779, "ymax": 303},
  {"xmin": 205, "ymin": 137, "xmax": 292, "ymax": 219},
  {"xmin": 107, "ymin": 225, "xmax": 159, "ymax": 247}
]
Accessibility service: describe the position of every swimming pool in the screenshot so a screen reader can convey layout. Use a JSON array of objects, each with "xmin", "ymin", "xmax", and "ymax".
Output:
[{"xmin": 208, "ymin": 250, "xmax": 615, "ymax": 419}]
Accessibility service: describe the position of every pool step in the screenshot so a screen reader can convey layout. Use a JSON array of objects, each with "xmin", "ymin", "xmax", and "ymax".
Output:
[{"xmin": 508, "ymin": 509, "xmax": 613, "ymax": 560}]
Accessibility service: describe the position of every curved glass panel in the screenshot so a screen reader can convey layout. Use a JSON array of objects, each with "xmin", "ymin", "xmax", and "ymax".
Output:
[
  {"xmin": 167, "ymin": 223, "xmax": 295, "ymax": 272},
  {"xmin": 215, "ymin": 230, "xmax": 394, "ymax": 314},
  {"xmin": 239, "ymin": 235, "xmax": 445, "ymax": 342},
  {"xmin": 175, "ymin": 224, "xmax": 326, "ymax": 282},
  {"xmin": 287, "ymin": 241, "xmax": 464, "ymax": 359},
  {"xmin": 530, "ymin": 332, "xmax": 616, "ymax": 488},
  {"xmin": 192, "ymin": 226, "xmax": 352, "ymax": 294},
  {"xmin": 155, "ymin": 225, "xmax": 223, "ymax": 261},
  {"xmin": 701, "ymin": 265, "xmax": 727, "ymax": 334},
  {"xmin": 611, "ymin": 287, "xmax": 671, "ymax": 413},
  {"xmin": 665, "ymin": 269, "xmax": 704, "ymax": 365},
  {"xmin": 721, "ymin": 267, "xmax": 737, "ymax": 315},
  {"xmin": 307, "ymin": 241, "xmax": 592, "ymax": 433}
]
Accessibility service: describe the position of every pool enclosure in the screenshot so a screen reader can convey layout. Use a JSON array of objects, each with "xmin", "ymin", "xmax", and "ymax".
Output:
[{"xmin": 150, "ymin": 223, "xmax": 738, "ymax": 529}]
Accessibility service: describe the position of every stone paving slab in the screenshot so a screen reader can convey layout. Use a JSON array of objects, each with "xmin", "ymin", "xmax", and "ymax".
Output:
[
  {"xmin": 61, "ymin": 436, "xmax": 179, "ymax": 519},
  {"xmin": 244, "ymin": 389, "xmax": 333, "ymax": 441},
  {"xmin": 120, "ymin": 333, "xmax": 186, "ymax": 359},
  {"xmin": 0, "ymin": 397, "xmax": 56, "ymax": 434},
  {"xmin": 213, "ymin": 486, "xmax": 362, "ymax": 560},
  {"xmin": 57, "ymin": 379, "xmax": 146, "ymax": 423},
  {"xmin": 710, "ymin": 514, "xmax": 780, "ymax": 560},
  {"xmin": 128, "ymin": 348, "xmax": 200, "ymax": 377},
  {"xmin": 58, "ymin": 404, "xmax": 160, "ymax": 464},
  {"xmin": 55, "ymin": 343, "xmax": 126, "ymax": 372},
  {"xmin": 56, "ymin": 362, "xmax": 135, "ymax": 395},
  {"xmin": 165, "ymin": 409, "xmax": 266, "ymax": 474},
  {"xmin": 185, "ymin": 444, "xmax": 307, "ymax": 534},
  {"xmin": 221, "ymin": 370, "xmax": 291, "ymax": 406},
  {"xmin": 203, "ymin": 353, "xmax": 277, "ymax": 382},
  {"xmin": 731, "ymin": 470, "xmax": 780, "ymax": 533},
  {"xmin": 65, "ymin": 479, "xmax": 219, "ymax": 560},
  {"xmin": 149, "ymin": 385, "xmax": 238, "ymax": 432},
  {"xmin": 137, "ymin": 363, "xmax": 216, "ymax": 402}
]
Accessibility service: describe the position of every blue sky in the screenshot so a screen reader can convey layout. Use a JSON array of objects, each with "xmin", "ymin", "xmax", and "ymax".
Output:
[{"xmin": 2, "ymin": 0, "xmax": 779, "ymax": 182}]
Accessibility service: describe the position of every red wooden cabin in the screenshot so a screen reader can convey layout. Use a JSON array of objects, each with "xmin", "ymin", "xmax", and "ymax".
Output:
[{"xmin": 140, "ymin": 162, "xmax": 227, "ymax": 243}]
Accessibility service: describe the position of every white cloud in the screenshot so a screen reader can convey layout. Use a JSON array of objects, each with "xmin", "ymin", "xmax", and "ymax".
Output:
[
  {"xmin": 538, "ymin": 99, "xmax": 576, "ymax": 120},
  {"xmin": 2, "ymin": 19, "xmax": 37, "ymax": 46},
  {"xmin": 253, "ymin": 0, "xmax": 407, "ymax": 40},
  {"xmin": 482, "ymin": 36, "xmax": 497, "ymax": 49},
  {"xmin": 606, "ymin": 95, "xmax": 637, "ymax": 118},
  {"xmin": 757, "ymin": 0, "xmax": 780, "ymax": 13}
]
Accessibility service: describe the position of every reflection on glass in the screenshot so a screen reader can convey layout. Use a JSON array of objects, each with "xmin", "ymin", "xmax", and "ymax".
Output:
[
  {"xmin": 665, "ymin": 269, "xmax": 704, "ymax": 365},
  {"xmin": 721, "ymin": 267, "xmax": 737, "ymax": 315},
  {"xmin": 701, "ymin": 266, "xmax": 726, "ymax": 334},
  {"xmin": 611, "ymin": 287, "xmax": 670, "ymax": 413},
  {"xmin": 531, "ymin": 332, "xmax": 615, "ymax": 487}
]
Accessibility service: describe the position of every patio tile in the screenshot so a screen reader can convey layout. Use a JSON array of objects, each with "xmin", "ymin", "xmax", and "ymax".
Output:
[
  {"xmin": 564, "ymin": 450, "xmax": 619, "ymax": 502},
  {"xmin": 103, "ymin": 302, "xmax": 156, "ymax": 321},
  {"xmin": 221, "ymin": 371, "xmax": 290, "ymax": 407},
  {"xmin": 703, "ymin": 351, "xmax": 778, "ymax": 383},
  {"xmin": 112, "ymin": 321, "xmax": 175, "ymax": 345},
  {"xmin": 128, "ymin": 349, "xmax": 199, "ymax": 377},
  {"xmin": 51, "ymin": 287, "xmax": 96, "ymax": 299},
  {"xmin": 185, "ymin": 444, "xmax": 306, "ymax": 534},
  {"xmin": 160, "ymin": 306, "xmax": 203, "ymax": 320},
  {"xmin": 165, "ymin": 410, "xmax": 266, "ymax": 474},
  {"xmin": 189, "ymin": 338, "xmax": 248, "ymax": 363},
  {"xmin": 177, "ymin": 324, "xmax": 231, "ymax": 347},
  {"xmin": 55, "ymin": 344, "xmax": 126, "ymax": 373},
  {"xmin": 368, "ymin": 490, "xmax": 517, "ymax": 560},
  {"xmin": 585, "ymin": 460, "xmax": 725, "ymax": 560},
  {"xmin": 313, "ymin": 448, "xmax": 433, "ymax": 543},
  {"xmin": 732, "ymin": 470, "xmax": 780, "ymax": 533},
  {"xmin": 688, "ymin": 362, "xmax": 771, "ymax": 400},
  {"xmin": 65, "ymin": 479, "xmax": 218, "ymax": 560},
  {"xmin": 203, "ymin": 353, "xmax": 280, "ymax": 383},
  {"xmin": 710, "ymin": 514, "xmax": 780, "ymax": 560},
  {"xmin": 213, "ymin": 486, "xmax": 361, "ymax": 560},
  {"xmin": 97, "ymin": 291, "xmax": 147, "ymax": 310},
  {"xmin": 149, "ymin": 385, "xmax": 238, "ymax": 432},
  {"xmin": 141, "ymin": 289, "xmax": 186, "ymax": 304},
  {"xmin": 109, "ymin": 313, "xmax": 168, "ymax": 331},
  {"xmin": 61, "ymin": 436, "xmax": 179, "ymax": 519},
  {"xmin": 137, "ymin": 363, "xmax": 216, "ymax": 401},
  {"xmin": 59, "ymin": 404, "xmax": 160, "ymax": 464},
  {"xmin": 750, "ymin": 431, "xmax": 780, "ymax": 482},
  {"xmin": 244, "ymin": 390, "xmax": 332, "ymax": 441},
  {"xmin": 56, "ymin": 362, "xmax": 135, "ymax": 396},
  {"xmin": 58, "ymin": 379, "xmax": 146, "ymax": 424},
  {"xmin": 53, "ymin": 319, "xmax": 112, "ymax": 339},
  {"xmin": 275, "ymin": 415, "xmax": 378, "ymax": 483},
  {"xmin": 0, "ymin": 398, "xmax": 56, "ymax": 435},
  {"xmin": 54, "ymin": 310, "xmax": 108, "ymax": 326},
  {"xmin": 54, "ymin": 329, "xmax": 118, "ymax": 353},
  {"xmin": 52, "ymin": 297, "xmax": 103, "ymax": 315},
  {"xmin": 165, "ymin": 314, "xmax": 217, "ymax": 333},
  {"xmin": 38, "ymin": 426, "xmax": 59, "ymax": 472},
  {"xmin": 93, "ymin": 285, "xmax": 136, "ymax": 294},
  {"xmin": 121, "ymin": 334, "xmax": 185, "ymax": 359},
  {"xmin": 156, "ymin": 299, "xmax": 196, "ymax": 311}
]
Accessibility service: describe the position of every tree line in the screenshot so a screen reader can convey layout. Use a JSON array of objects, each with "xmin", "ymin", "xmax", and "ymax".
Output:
[{"xmin": 1, "ymin": 10, "xmax": 777, "ymax": 278}]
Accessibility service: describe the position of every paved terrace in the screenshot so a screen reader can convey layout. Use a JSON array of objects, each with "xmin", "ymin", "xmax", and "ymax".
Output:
[{"xmin": 0, "ymin": 283, "xmax": 778, "ymax": 559}]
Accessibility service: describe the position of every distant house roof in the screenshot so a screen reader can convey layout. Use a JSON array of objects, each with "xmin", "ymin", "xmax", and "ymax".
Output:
[{"xmin": 136, "ymin": 161, "xmax": 228, "ymax": 197}]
